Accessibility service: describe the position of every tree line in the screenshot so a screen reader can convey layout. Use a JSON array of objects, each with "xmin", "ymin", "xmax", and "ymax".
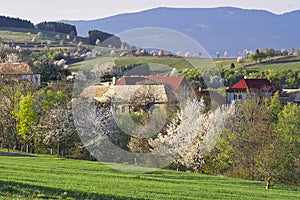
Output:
[
  {"xmin": 202, "ymin": 93, "xmax": 300, "ymax": 188},
  {"xmin": 0, "ymin": 16, "xmax": 34, "ymax": 29},
  {"xmin": 219, "ymin": 68, "xmax": 300, "ymax": 89},
  {"xmin": 88, "ymin": 30, "xmax": 121, "ymax": 48},
  {"xmin": 0, "ymin": 80, "xmax": 82, "ymax": 157},
  {"xmin": 36, "ymin": 22, "xmax": 77, "ymax": 36}
]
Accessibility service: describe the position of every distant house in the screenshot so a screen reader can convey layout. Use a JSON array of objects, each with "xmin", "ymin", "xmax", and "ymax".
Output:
[
  {"xmin": 116, "ymin": 76, "xmax": 189, "ymax": 89},
  {"xmin": 81, "ymin": 84, "xmax": 177, "ymax": 113},
  {"xmin": 280, "ymin": 88, "xmax": 300, "ymax": 104},
  {"xmin": 226, "ymin": 78, "xmax": 278, "ymax": 104},
  {"xmin": 115, "ymin": 76, "xmax": 194, "ymax": 101},
  {"xmin": 0, "ymin": 62, "xmax": 41, "ymax": 86},
  {"xmin": 79, "ymin": 76, "xmax": 195, "ymax": 113}
]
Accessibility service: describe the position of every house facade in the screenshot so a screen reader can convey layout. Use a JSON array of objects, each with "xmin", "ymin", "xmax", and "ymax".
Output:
[
  {"xmin": 81, "ymin": 84, "xmax": 177, "ymax": 113},
  {"xmin": 0, "ymin": 62, "xmax": 41, "ymax": 86},
  {"xmin": 280, "ymin": 88, "xmax": 300, "ymax": 104},
  {"xmin": 80, "ymin": 76, "xmax": 194, "ymax": 113},
  {"xmin": 115, "ymin": 76, "xmax": 195, "ymax": 101},
  {"xmin": 226, "ymin": 78, "xmax": 278, "ymax": 104}
]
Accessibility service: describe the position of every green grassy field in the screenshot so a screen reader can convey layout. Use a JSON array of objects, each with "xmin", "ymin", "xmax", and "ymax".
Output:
[
  {"xmin": 0, "ymin": 152, "xmax": 299, "ymax": 200},
  {"xmin": 0, "ymin": 27, "xmax": 88, "ymax": 45},
  {"xmin": 70, "ymin": 55, "xmax": 300, "ymax": 74},
  {"xmin": 70, "ymin": 56, "xmax": 221, "ymax": 74},
  {"xmin": 247, "ymin": 61, "xmax": 300, "ymax": 72}
]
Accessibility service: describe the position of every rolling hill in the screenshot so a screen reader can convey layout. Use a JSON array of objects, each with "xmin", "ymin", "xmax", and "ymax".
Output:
[
  {"xmin": 0, "ymin": 150, "xmax": 299, "ymax": 199},
  {"xmin": 62, "ymin": 7, "xmax": 300, "ymax": 57}
]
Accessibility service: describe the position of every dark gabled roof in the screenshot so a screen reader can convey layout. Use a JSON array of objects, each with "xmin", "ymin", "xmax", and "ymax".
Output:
[
  {"xmin": 0, "ymin": 62, "xmax": 39, "ymax": 75},
  {"xmin": 226, "ymin": 78, "xmax": 278, "ymax": 93},
  {"xmin": 115, "ymin": 76, "xmax": 186, "ymax": 90}
]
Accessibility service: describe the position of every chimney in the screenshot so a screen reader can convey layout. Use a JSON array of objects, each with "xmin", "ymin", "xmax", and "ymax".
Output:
[{"xmin": 112, "ymin": 77, "xmax": 116, "ymax": 85}]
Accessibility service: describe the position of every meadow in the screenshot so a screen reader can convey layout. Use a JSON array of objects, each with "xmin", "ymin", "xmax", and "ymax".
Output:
[
  {"xmin": 0, "ymin": 151, "xmax": 299, "ymax": 200},
  {"xmin": 70, "ymin": 55, "xmax": 300, "ymax": 74}
]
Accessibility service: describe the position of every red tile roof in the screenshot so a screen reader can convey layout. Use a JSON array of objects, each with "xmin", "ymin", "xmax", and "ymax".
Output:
[
  {"xmin": 226, "ymin": 78, "xmax": 278, "ymax": 93},
  {"xmin": 146, "ymin": 76, "xmax": 185, "ymax": 90},
  {"xmin": 115, "ymin": 77, "xmax": 146, "ymax": 86},
  {"xmin": 115, "ymin": 76, "xmax": 186, "ymax": 90}
]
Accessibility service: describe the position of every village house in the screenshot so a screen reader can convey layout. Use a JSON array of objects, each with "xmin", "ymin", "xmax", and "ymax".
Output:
[
  {"xmin": 81, "ymin": 84, "xmax": 177, "ymax": 113},
  {"xmin": 115, "ymin": 76, "xmax": 194, "ymax": 101},
  {"xmin": 80, "ymin": 76, "xmax": 193, "ymax": 113},
  {"xmin": 0, "ymin": 62, "xmax": 41, "ymax": 86},
  {"xmin": 226, "ymin": 78, "xmax": 278, "ymax": 104},
  {"xmin": 280, "ymin": 88, "xmax": 300, "ymax": 104}
]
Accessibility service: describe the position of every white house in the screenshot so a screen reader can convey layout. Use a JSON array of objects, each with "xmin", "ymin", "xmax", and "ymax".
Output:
[
  {"xmin": 0, "ymin": 62, "xmax": 41, "ymax": 86},
  {"xmin": 226, "ymin": 78, "xmax": 278, "ymax": 104}
]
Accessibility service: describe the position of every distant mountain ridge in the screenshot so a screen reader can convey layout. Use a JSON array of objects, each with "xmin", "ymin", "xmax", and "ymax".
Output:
[{"xmin": 61, "ymin": 7, "xmax": 300, "ymax": 56}]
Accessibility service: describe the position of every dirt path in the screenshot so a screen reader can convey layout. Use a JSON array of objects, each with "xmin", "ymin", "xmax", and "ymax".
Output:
[{"xmin": 0, "ymin": 151, "xmax": 36, "ymax": 157}]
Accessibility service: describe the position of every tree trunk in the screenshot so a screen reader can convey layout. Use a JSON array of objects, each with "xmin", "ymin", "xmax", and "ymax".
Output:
[
  {"xmin": 266, "ymin": 177, "xmax": 271, "ymax": 189},
  {"xmin": 57, "ymin": 142, "xmax": 60, "ymax": 157}
]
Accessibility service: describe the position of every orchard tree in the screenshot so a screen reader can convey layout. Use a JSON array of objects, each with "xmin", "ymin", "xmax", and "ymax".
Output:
[
  {"xmin": 281, "ymin": 49, "xmax": 288, "ymax": 56},
  {"xmin": 289, "ymin": 47, "xmax": 295, "ymax": 55},
  {"xmin": 42, "ymin": 108, "xmax": 78, "ymax": 156},
  {"xmin": 0, "ymin": 80, "xmax": 36, "ymax": 151},
  {"xmin": 95, "ymin": 39, "xmax": 101, "ymax": 46},
  {"xmin": 149, "ymin": 99, "xmax": 235, "ymax": 172},
  {"xmin": 273, "ymin": 103, "xmax": 300, "ymax": 184},
  {"xmin": 13, "ymin": 93, "xmax": 38, "ymax": 153},
  {"xmin": 224, "ymin": 51, "xmax": 228, "ymax": 59}
]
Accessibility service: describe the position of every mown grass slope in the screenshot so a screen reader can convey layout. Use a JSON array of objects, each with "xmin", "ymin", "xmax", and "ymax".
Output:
[
  {"xmin": 70, "ymin": 56, "xmax": 300, "ymax": 74},
  {"xmin": 0, "ymin": 152, "xmax": 299, "ymax": 200},
  {"xmin": 0, "ymin": 27, "xmax": 88, "ymax": 46}
]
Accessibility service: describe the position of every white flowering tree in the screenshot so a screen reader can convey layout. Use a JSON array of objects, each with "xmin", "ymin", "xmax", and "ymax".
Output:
[
  {"xmin": 42, "ymin": 108, "xmax": 78, "ymax": 156},
  {"xmin": 224, "ymin": 51, "xmax": 229, "ymax": 59},
  {"xmin": 95, "ymin": 39, "xmax": 101, "ymax": 46},
  {"xmin": 149, "ymin": 98, "xmax": 235, "ymax": 171}
]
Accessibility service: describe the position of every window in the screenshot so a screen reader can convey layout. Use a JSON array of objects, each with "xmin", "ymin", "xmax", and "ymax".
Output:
[{"xmin": 234, "ymin": 94, "xmax": 243, "ymax": 100}]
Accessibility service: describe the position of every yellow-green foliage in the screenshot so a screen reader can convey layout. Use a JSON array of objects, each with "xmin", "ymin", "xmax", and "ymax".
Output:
[{"xmin": 13, "ymin": 94, "xmax": 38, "ymax": 140}]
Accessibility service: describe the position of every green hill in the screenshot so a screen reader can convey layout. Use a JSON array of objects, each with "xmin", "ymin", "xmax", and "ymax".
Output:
[
  {"xmin": 0, "ymin": 27, "xmax": 89, "ymax": 48},
  {"xmin": 70, "ymin": 55, "xmax": 300, "ymax": 73},
  {"xmin": 0, "ymin": 151, "xmax": 299, "ymax": 200},
  {"xmin": 214, "ymin": 56, "xmax": 300, "ymax": 72}
]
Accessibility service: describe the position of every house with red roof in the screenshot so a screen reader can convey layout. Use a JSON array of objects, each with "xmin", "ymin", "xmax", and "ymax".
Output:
[
  {"xmin": 226, "ymin": 78, "xmax": 278, "ymax": 104},
  {"xmin": 115, "ymin": 76, "xmax": 189, "ymax": 90},
  {"xmin": 115, "ymin": 76, "xmax": 194, "ymax": 102},
  {"xmin": 80, "ymin": 76, "xmax": 194, "ymax": 113}
]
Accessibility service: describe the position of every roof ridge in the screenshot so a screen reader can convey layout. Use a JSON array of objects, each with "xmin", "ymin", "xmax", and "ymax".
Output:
[{"xmin": 243, "ymin": 79, "xmax": 250, "ymax": 89}]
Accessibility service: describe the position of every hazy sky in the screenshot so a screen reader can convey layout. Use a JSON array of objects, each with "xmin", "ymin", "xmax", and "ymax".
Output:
[{"xmin": 0, "ymin": 0, "xmax": 299, "ymax": 23}]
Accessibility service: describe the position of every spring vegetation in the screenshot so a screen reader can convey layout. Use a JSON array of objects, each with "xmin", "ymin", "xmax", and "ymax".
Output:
[
  {"xmin": 0, "ymin": 154, "xmax": 299, "ymax": 200},
  {"xmin": 0, "ymin": 16, "xmax": 299, "ymax": 199}
]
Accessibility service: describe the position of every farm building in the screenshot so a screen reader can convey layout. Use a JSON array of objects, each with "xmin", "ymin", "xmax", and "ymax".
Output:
[
  {"xmin": 80, "ymin": 76, "xmax": 195, "ymax": 113},
  {"xmin": 0, "ymin": 62, "xmax": 41, "ymax": 85},
  {"xmin": 226, "ymin": 78, "xmax": 278, "ymax": 104},
  {"xmin": 280, "ymin": 88, "xmax": 300, "ymax": 104}
]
